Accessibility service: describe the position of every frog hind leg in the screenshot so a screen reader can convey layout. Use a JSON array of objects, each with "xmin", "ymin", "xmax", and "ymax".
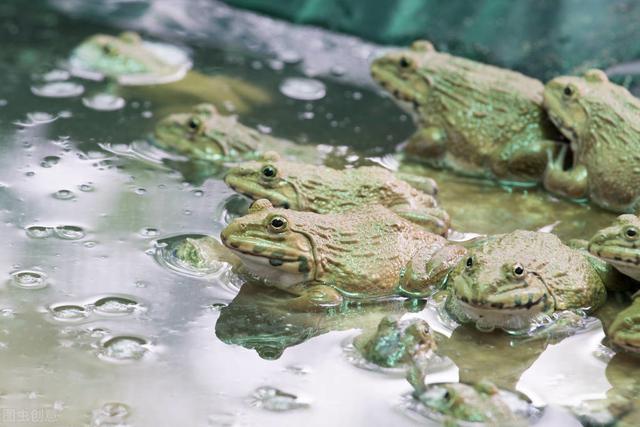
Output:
[
  {"xmin": 392, "ymin": 205, "xmax": 450, "ymax": 236},
  {"xmin": 282, "ymin": 285, "xmax": 344, "ymax": 312},
  {"xmin": 395, "ymin": 172, "xmax": 439, "ymax": 196},
  {"xmin": 398, "ymin": 244, "xmax": 467, "ymax": 298},
  {"xmin": 542, "ymin": 144, "xmax": 589, "ymax": 200},
  {"xmin": 608, "ymin": 295, "xmax": 640, "ymax": 353},
  {"xmin": 493, "ymin": 137, "xmax": 558, "ymax": 185},
  {"xmin": 404, "ymin": 126, "xmax": 448, "ymax": 163}
]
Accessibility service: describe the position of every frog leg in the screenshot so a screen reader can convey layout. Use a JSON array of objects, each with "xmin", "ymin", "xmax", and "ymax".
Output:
[
  {"xmin": 398, "ymin": 244, "xmax": 467, "ymax": 297},
  {"xmin": 404, "ymin": 126, "xmax": 448, "ymax": 160},
  {"xmin": 395, "ymin": 172, "xmax": 439, "ymax": 196},
  {"xmin": 494, "ymin": 137, "xmax": 557, "ymax": 184},
  {"xmin": 282, "ymin": 285, "xmax": 344, "ymax": 312},
  {"xmin": 608, "ymin": 294, "xmax": 640, "ymax": 353},
  {"xmin": 392, "ymin": 205, "xmax": 450, "ymax": 236},
  {"xmin": 542, "ymin": 144, "xmax": 589, "ymax": 200}
]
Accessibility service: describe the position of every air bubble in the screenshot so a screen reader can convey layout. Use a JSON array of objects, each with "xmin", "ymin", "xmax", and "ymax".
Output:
[
  {"xmin": 279, "ymin": 77, "xmax": 326, "ymax": 101},
  {"xmin": 53, "ymin": 189, "xmax": 75, "ymax": 200},
  {"xmin": 93, "ymin": 296, "xmax": 140, "ymax": 316},
  {"xmin": 134, "ymin": 188, "xmax": 147, "ymax": 195},
  {"xmin": 79, "ymin": 183, "xmax": 95, "ymax": 192},
  {"xmin": 82, "ymin": 93, "xmax": 126, "ymax": 111},
  {"xmin": 40, "ymin": 155, "xmax": 60, "ymax": 168},
  {"xmin": 11, "ymin": 270, "xmax": 47, "ymax": 289},
  {"xmin": 50, "ymin": 304, "xmax": 88, "ymax": 321},
  {"xmin": 25, "ymin": 225, "xmax": 54, "ymax": 239},
  {"xmin": 54, "ymin": 225, "xmax": 85, "ymax": 240},
  {"xmin": 139, "ymin": 227, "xmax": 159, "ymax": 237},
  {"xmin": 31, "ymin": 82, "xmax": 84, "ymax": 98},
  {"xmin": 248, "ymin": 386, "xmax": 310, "ymax": 412},
  {"xmin": 98, "ymin": 336, "xmax": 150, "ymax": 362}
]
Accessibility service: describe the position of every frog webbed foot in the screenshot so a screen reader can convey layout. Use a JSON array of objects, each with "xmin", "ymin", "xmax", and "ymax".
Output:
[
  {"xmin": 542, "ymin": 144, "xmax": 589, "ymax": 200},
  {"xmin": 494, "ymin": 138, "xmax": 557, "ymax": 184},
  {"xmin": 404, "ymin": 126, "xmax": 448, "ymax": 161},
  {"xmin": 392, "ymin": 205, "xmax": 450, "ymax": 236},
  {"xmin": 281, "ymin": 285, "xmax": 344, "ymax": 312},
  {"xmin": 608, "ymin": 297, "xmax": 640, "ymax": 353}
]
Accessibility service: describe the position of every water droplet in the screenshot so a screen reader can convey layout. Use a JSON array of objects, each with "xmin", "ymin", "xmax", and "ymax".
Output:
[
  {"xmin": 84, "ymin": 241, "xmax": 97, "ymax": 248},
  {"xmin": 139, "ymin": 227, "xmax": 159, "ymax": 237},
  {"xmin": 50, "ymin": 304, "xmax": 88, "ymax": 321},
  {"xmin": 98, "ymin": 336, "xmax": 149, "ymax": 362},
  {"xmin": 183, "ymin": 209, "xmax": 192, "ymax": 216},
  {"xmin": 279, "ymin": 77, "xmax": 326, "ymax": 101},
  {"xmin": 82, "ymin": 93, "xmax": 126, "ymax": 111},
  {"xmin": 54, "ymin": 225, "xmax": 85, "ymax": 240},
  {"xmin": 31, "ymin": 82, "xmax": 84, "ymax": 98},
  {"xmin": 25, "ymin": 225, "xmax": 53, "ymax": 239},
  {"xmin": 134, "ymin": 188, "xmax": 147, "ymax": 195},
  {"xmin": 79, "ymin": 183, "xmax": 94, "ymax": 192},
  {"xmin": 91, "ymin": 402, "xmax": 130, "ymax": 426},
  {"xmin": 93, "ymin": 296, "xmax": 140, "ymax": 316},
  {"xmin": 248, "ymin": 387, "xmax": 310, "ymax": 411},
  {"xmin": 53, "ymin": 189, "xmax": 75, "ymax": 200},
  {"xmin": 192, "ymin": 190, "xmax": 204, "ymax": 197},
  {"xmin": 40, "ymin": 155, "xmax": 60, "ymax": 168},
  {"xmin": 11, "ymin": 270, "xmax": 47, "ymax": 289}
]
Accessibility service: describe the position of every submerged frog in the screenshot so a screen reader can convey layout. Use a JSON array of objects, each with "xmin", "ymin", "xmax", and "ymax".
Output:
[
  {"xmin": 589, "ymin": 214, "xmax": 640, "ymax": 353},
  {"xmin": 543, "ymin": 69, "xmax": 640, "ymax": 213},
  {"xmin": 355, "ymin": 316, "xmax": 436, "ymax": 368},
  {"xmin": 224, "ymin": 152, "xmax": 449, "ymax": 235},
  {"xmin": 219, "ymin": 199, "xmax": 466, "ymax": 310},
  {"xmin": 448, "ymin": 230, "xmax": 618, "ymax": 333},
  {"xmin": 371, "ymin": 40, "xmax": 561, "ymax": 186},
  {"xmin": 405, "ymin": 380, "xmax": 537, "ymax": 427},
  {"xmin": 69, "ymin": 32, "xmax": 270, "ymax": 113}
]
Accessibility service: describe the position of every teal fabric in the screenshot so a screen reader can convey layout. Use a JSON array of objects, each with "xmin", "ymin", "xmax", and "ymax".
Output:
[{"xmin": 223, "ymin": 0, "xmax": 640, "ymax": 80}]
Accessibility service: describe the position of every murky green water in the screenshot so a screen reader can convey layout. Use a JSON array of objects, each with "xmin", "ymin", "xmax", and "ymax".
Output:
[{"xmin": 1, "ymin": 1, "xmax": 639, "ymax": 426}]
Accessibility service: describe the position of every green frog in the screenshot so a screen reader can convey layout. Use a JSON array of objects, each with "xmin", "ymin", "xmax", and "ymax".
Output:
[
  {"xmin": 371, "ymin": 40, "xmax": 561, "ymax": 186},
  {"xmin": 588, "ymin": 214, "xmax": 640, "ymax": 353},
  {"xmin": 218, "ymin": 199, "xmax": 466, "ymax": 310},
  {"xmin": 224, "ymin": 152, "xmax": 449, "ymax": 235},
  {"xmin": 69, "ymin": 32, "xmax": 270, "ymax": 113},
  {"xmin": 543, "ymin": 69, "xmax": 640, "ymax": 213},
  {"xmin": 448, "ymin": 230, "xmax": 619, "ymax": 333},
  {"xmin": 405, "ymin": 380, "xmax": 537, "ymax": 427},
  {"xmin": 355, "ymin": 316, "xmax": 436, "ymax": 368}
]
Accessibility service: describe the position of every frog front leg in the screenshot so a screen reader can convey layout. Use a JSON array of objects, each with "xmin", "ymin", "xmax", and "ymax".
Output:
[
  {"xmin": 608, "ymin": 294, "xmax": 640, "ymax": 353},
  {"xmin": 404, "ymin": 126, "xmax": 448, "ymax": 161},
  {"xmin": 283, "ymin": 285, "xmax": 344, "ymax": 311},
  {"xmin": 398, "ymin": 244, "xmax": 467, "ymax": 298},
  {"xmin": 392, "ymin": 205, "xmax": 450, "ymax": 236},
  {"xmin": 543, "ymin": 144, "xmax": 589, "ymax": 200},
  {"xmin": 493, "ymin": 137, "xmax": 558, "ymax": 185}
]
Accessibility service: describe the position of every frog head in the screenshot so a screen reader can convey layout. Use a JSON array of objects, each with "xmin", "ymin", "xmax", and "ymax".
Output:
[
  {"xmin": 543, "ymin": 69, "xmax": 610, "ymax": 143},
  {"xmin": 224, "ymin": 152, "xmax": 301, "ymax": 209},
  {"xmin": 416, "ymin": 381, "xmax": 500, "ymax": 423},
  {"xmin": 370, "ymin": 40, "xmax": 434, "ymax": 112},
  {"xmin": 153, "ymin": 104, "xmax": 258, "ymax": 160},
  {"xmin": 70, "ymin": 32, "xmax": 152, "ymax": 78},
  {"xmin": 450, "ymin": 232, "xmax": 554, "ymax": 330},
  {"xmin": 219, "ymin": 199, "xmax": 316, "ymax": 287},
  {"xmin": 588, "ymin": 214, "xmax": 640, "ymax": 281}
]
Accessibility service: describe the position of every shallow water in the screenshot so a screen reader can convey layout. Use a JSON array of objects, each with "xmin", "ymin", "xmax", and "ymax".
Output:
[{"xmin": 1, "ymin": 1, "xmax": 639, "ymax": 426}]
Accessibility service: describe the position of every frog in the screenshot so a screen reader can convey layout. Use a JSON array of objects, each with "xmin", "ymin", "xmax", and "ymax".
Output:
[
  {"xmin": 404, "ymin": 379, "xmax": 537, "ymax": 427},
  {"xmin": 588, "ymin": 214, "xmax": 640, "ymax": 353},
  {"xmin": 447, "ymin": 230, "xmax": 619, "ymax": 333},
  {"xmin": 218, "ymin": 199, "xmax": 466, "ymax": 310},
  {"xmin": 69, "ymin": 32, "xmax": 270, "ymax": 114},
  {"xmin": 355, "ymin": 315, "xmax": 436, "ymax": 368},
  {"xmin": 370, "ymin": 40, "xmax": 562, "ymax": 186},
  {"xmin": 223, "ymin": 152, "xmax": 449, "ymax": 235},
  {"xmin": 542, "ymin": 69, "xmax": 640, "ymax": 213}
]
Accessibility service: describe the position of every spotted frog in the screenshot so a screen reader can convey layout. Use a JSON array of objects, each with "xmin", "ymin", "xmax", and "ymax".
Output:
[
  {"xmin": 69, "ymin": 32, "xmax": 270, "ymax": 113},
  {"xmin": 589, "ymin": 214, "xmax": 640, "ymax": 353},
  {"xmin": 371, "ymin": 41, "xmax": 561, "ymax": 186},
  {"xmin": 224, "ymin": 152, "xmax": 449, "ymax": 235},
  {"xmin": 219, "ymin": 199, "xmax": 466, "ymax": 310},
  {"xmin": 448, "ymin": 230, "xmax": 619, "ymax": 333},
  {"xmin": 543, "ymin": 69, "xmax": 640, "ymax": 213}
]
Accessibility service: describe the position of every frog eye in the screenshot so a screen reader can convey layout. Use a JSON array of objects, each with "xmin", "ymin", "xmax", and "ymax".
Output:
[
  {"xmin": 465, "ymin": 257, "xmax": 473, "ymax": 268},
  {"xmin": 102, "ymin": 43, "xmax": 118, "ymax": 56},
  {"xmin": 563, "ymin": 84, "xmax": 577, "ymax": 98},
  {"xmin": 399, "ymin": 56, "xmax": 414, "ymax": 69},
  {"xmin": 187, "ymin": 117, "xmax": 203, "ymax": 132},
  {"xmin": 261, "ymin": 164, "xmax": 277, "ymax": 179},
  {"xmin": 268, "ymin": 216, "xmax": 288, "ymax": 233},
  {"xmin": 624, "ymin": 226, "xmax": 639, "ymax": 240},
  {"xmin": 513, "ymin": 263, "xmax": 525, "ymax": 277}
]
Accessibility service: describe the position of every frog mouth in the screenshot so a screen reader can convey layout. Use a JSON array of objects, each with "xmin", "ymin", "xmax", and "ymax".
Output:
[{"xmin": 588, "ymin": 242, "xmax": 640, "ymax": 266}]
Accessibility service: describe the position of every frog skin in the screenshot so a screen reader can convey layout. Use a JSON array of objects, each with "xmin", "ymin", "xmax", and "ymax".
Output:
[
  {"xmin": 219, "ymin": 199, "xmax": 466, "ymax": 310},
  {"xmin": 69, "ymin": 32, "xmax": 270, "ymax": 113},
  {"xmin": 407, "ymin": 380, "xmax": 532, "ymax": 427},
  {"xmin": 543, "ymin": 69, "xmax": 640, "ymax": 213},
  {"xmin": 224, "ymin": 152, "xmax": 450, "ymax": 235},
  {"xmin": 355, "ymin": 316, "xmax": 436, "ymax": 368},
  {"xmin": 448, "ymin": 230, "xmax": 613, "ymax": 332},
  {"xmin": 588, "ymin": 214, "xmax": 640, "ymax": 352},
  {"xmin": 371, "ymin": 40, "xmax": 561, "ymax": 186}
]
